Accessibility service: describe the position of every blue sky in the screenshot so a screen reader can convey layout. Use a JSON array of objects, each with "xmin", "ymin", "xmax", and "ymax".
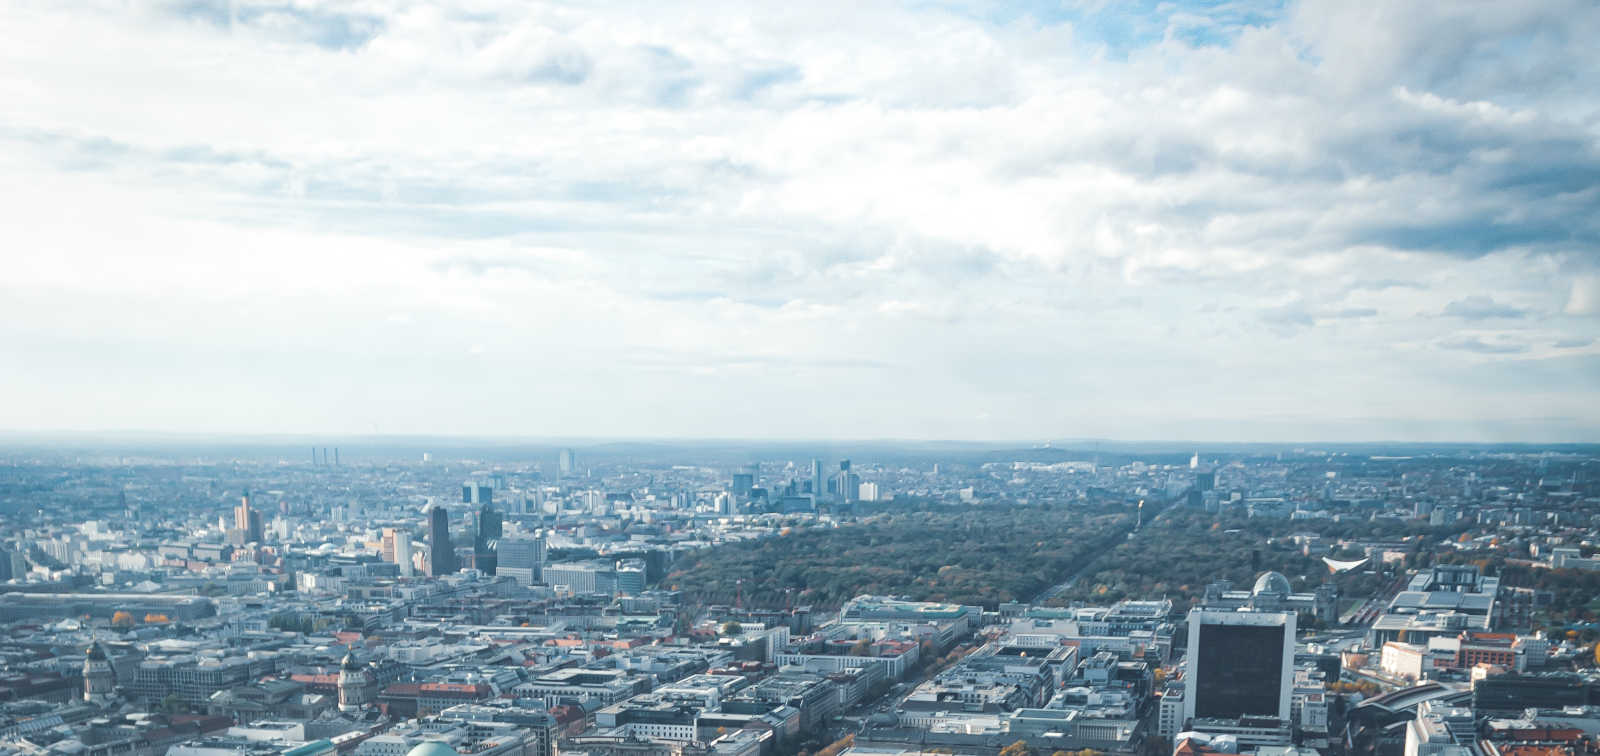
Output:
[{"xmin": 1, "ymin": 0, "xmax": 1597, "ymax": 442}]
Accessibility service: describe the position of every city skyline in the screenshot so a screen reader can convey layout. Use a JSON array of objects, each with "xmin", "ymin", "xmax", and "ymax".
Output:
[{"xmin": 3, "ymin": 0, "xmax": 1597, "ymax": 441}]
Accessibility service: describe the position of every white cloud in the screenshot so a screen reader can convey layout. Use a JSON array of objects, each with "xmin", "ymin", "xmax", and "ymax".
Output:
[{"xmin": 1, "ymin": 0, "xmax": 1597, "ymax": 441}]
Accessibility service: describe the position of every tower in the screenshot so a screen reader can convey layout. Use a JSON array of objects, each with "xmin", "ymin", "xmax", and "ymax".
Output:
[
  {"xmin": 474, "ymin": 502, "xmax": 502, "ymax": 575},
  {"xmin": 337, "ymin": 651, "xmax": 374, "ymax": 713},
  {"xmin": 234, "ymin": 490, "xmax": 264, "ymax": 544},
  {"xmin": 83, "ymin": 642, "xmax": 115, "ymax": 705},
  {"xmin": 1184, "ymin": 609, "xmax": 1294, "ymax": 725},
  {"xmin": 428, "ymin": 503, "xmax": 456, "ymax": 576}
]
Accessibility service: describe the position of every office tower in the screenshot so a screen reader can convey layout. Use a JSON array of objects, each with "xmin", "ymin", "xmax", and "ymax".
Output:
[
  {"xmin": 1190, "ymin": 452, "xmax": 1200, "ymax": 469},
  {"xmin": 395, "ymin": 534, "xmax": 414, "ymax": 577},
  {"xmin": 462, "ymin": 481, "xmax": 493, "ymax": 505},
  {"xmin": 233, "ymin": 490, "xmax": 263, "ymax": 544},
  {"xmin": 334, "ymin": 447, "xmax": 340, "ymax": 465},
  {"xmin": 1184, "ymin": 610, "xmax": 1295, "ymax": 724},
  {"xmin": 811, "ymin": 459, "xmax": 824, "ymax": 493},
  {"xmin": 1196, "ymin": 470, "xmax": 1216, "ymax": 492},
  {"xmin": 475, "ymin": 503, "xmax": 503, "ymax": 575},
  {"xmin": 836, "ymin": 460, "xmax": 860, "ymax": 502},
  {"xmin": 859, "ymin": 481, "xmax": 880, "ymax": 502},
  {"xmin": 382, "ymin": 528, "xmax": 400, "ymax": 563},
  {"xmin": 559, "ymin": 448, "xmax": 576, "ymax": 477},
  {"xmin": 428, "ymin": 504, "xmax": 456, "ymax": 576},
  {"xmin": 731, "ymin": 471, "xmax": 755, "ymax": 497},
  {"xmin": 497, "ymin": 533, "xmax": 546, "ymax": 586}
]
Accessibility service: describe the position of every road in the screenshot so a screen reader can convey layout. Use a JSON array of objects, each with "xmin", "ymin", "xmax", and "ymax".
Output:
[{"xmin": 1034, "ymin": 495, "xmax": 1177, "ymax": 602}]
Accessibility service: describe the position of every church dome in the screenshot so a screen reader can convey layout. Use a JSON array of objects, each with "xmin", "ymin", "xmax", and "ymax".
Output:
[
  {"xmin": 406, "ymin": 743, "xmax": 460, "ymax": 756},
  {"xmin": 1252, "ymin": 571, "xmax": 1292, "ymax": 597},
  {"xmin": 341, "ymin": 651, "xmax": 362, "ymax": 671},
  {"xmin": 85, "ymin": 642, "xmax": 107, "ymax": 661}
]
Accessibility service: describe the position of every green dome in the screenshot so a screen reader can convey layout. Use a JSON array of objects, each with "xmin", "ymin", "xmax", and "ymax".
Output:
[{"xmin": 406, "ymin": 742, "xmax": 460, "ymax": 756}]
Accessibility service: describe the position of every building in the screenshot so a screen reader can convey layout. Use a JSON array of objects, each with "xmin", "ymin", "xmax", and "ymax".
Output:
[
  {"xmin": 475, "ymin": 503, "xmax": 502, "ymax": 576},
  {"xmin": 463, "ymin": 482, "xmax": 493, "ymax": 505},
  {"xmin": 559, "ymin": 449, "xmax": 577, "ymax": 477},
  {"xmin": 396, "ymin": 533, "xmax": 415, "ymax": 577},
  {"xmin": 544, "ymin": 561, "xmax": 620, "ymax": 596},
  {"xmin": 1184, "ymin": 610, "xmax": 1294, "ymax": 725},
  {"xmin": 233, "ymin": 491, "xmax": 265, "ymax": 545},
  {"xmin": 1158, "ymin": 681, "xmax": 1186, "ymax": 739},
  {"xmin": 497, "ymin": 534, "xmax": 546, "ymax": 586},
  {"xmin": 1200, "ymin": 572, "xmax": 1336, "ymax": 622},
  {"xmin": 429, "ymin": 504, "xmax": 456, "ymax": 576},
  {"xmin": 337, "ymin": 652, "xmax": 375, "ymax": 713},
  {"xmin": 83, "ymin": 642, "xmax": 116, "ymax": 705}
]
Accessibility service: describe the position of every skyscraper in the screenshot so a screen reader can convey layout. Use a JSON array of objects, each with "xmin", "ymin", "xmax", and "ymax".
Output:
[
  {"xmin": 731, "ymin": 470, "xmax": 755, "ymax": 497},
  {"xmin": 428, "ymin": 503, "xmax": 456, "ymax": 576},
  {"xmin": 559, "ymin": 448, "xmax": 576, "ymax": 477},
  {"xmin": 395, "ymin": 532, "xmax": 414, "ymax": 577},
  {"xmin": 475, "ymin": 503, "xmax": 502, "ymax": 575},
  {"xmin": 462, "ymin": 481, "xmax": 493, "ymax": 505},
  {"xmin": 810, "ymin": 459, "xmax": 824, "ymax": 494},
  {"xmin": 233, "ymin": 490, "xmax": 263, "ymax": 544},
  {"xmin": 1184, "ymin": 609, "xmax": 1295, "ymax": 725}
]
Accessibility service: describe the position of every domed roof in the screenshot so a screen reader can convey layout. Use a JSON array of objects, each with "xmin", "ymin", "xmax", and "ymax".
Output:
[
  {"xmin": 340, "ymin": 651, "xmax": 362, "ymax": 671},
  {"xmin": 85, "ymin": 642, "xmax": 107, "ymax": 661},
  {"xmin": 406, "ymin": 742, "xmax": 459, "ymax": 756},
  {"xmin": 1252, "ymin": 571, "xmax": 1292, "ymax": 596}
]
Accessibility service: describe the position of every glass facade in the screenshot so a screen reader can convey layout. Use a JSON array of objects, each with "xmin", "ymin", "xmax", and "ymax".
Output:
[{"xmin": 1194, "ymin": 623, "xmax": 1285, "ymax": 719}]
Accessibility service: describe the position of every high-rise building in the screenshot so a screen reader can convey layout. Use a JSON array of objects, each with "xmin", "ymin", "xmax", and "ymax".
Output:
[
  {"xmin": 559, "ymin": 448, "xmax": 576, "ymax": 477},
  {"xmin": 462, "ymin": 481, "xmax": 493, "ymax": 505},
  {"xmin": 836, "ymin": 461, "xmax": 860, "ymax": 502},
  {"xmin": 858, "ymin": 481, "xmax": 880, "ymax": 502},
  {"xmin": 811, "ymin": 459, "xmax": 824, "ymax": 494},
  {"xmin": 475, "ymin": 503, "xmax": 502, "ymax": 575},
  {"xmin": 1184, "ymin": 610, "xmax": 1295, "ymax": 725},
  {"xmin": 731, "ymin": 472, "xmax": 755, "ymax": 497},
  {"xmin": 395, "ymin": 533, "xmax": 414, "ymax": 577},
  {"xmin": 428, "ymin": 504, "xmax": 456, "ymax": 576},
  {"xmin": 232, "ymin": 491, "xmax": 264, "ymax": 545},
  {"xmin": 497, "ymin": 534, "xmax": 546, "ymax": 586},
  {"xmin": 381, "ymin": 528, "xmax": 400, "ymax": 563}
]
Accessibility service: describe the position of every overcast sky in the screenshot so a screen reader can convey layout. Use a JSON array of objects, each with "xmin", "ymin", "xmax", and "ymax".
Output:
[{"xmin": 3, "ymin": 0, "xmax": 1598, "ymax": 443}]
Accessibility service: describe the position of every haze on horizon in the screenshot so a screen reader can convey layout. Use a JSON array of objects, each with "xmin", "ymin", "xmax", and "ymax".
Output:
[{"xmin": 2, "ymin": 1, "xmax": 1598, "ymax": 443}]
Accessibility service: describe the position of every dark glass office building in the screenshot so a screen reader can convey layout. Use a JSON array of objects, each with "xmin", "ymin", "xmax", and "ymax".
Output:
[
  {"xmin": 1185, "ymin": 610, "xmax": 1294, "ymax": 724},
  {"xmin": 428, "ymin": 504, "xmax": 457, "ymax": 576}
]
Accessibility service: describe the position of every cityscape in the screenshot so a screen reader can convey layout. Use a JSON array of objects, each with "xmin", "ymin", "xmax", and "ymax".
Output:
[
  {"xmin": 3, "ymin": 1, "xmax": 1599, "ymax": 756},
  {"xmin": 0, "ymin": 440, "xmax": 1598, "ymax": 756}
]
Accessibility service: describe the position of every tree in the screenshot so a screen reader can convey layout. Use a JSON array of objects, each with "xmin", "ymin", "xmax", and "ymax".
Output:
[
  {"xmin": 849, "ymin": 638, "xmax": 874, "ymax": 657},
  {"xmin": 111, "ymin": 610, "xmax": 136, "ymax": 629},
  {"xmin": 1000, "ymin": 740, "xmax": 1033, "ymax": 756},
  {"xmin": 721, "ymin": 621, "xmax": 744, "ymax": 636}
]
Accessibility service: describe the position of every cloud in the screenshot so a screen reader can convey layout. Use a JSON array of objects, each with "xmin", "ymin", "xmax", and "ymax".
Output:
[
  {"xmin": 1, "ymin": 0, "xmax": 1598, "ymax": 439},
  {"xmin": 1555, "ymin": 338, "xmax": 1594, "ymax": 348},
  {"xmin": 1568, "ymin": 276, "xmax": 1600, "ymax": 316},
  {"xmin": 1438, "ymin": 337, "xmax": 1530, "ymax": 354},
  {"xmin": 1442, "ymin": 295, "xmax": 1529, "ymax": 319}
]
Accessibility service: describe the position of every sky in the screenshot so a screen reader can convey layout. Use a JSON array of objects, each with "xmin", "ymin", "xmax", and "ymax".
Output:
[{"xmin": 2, "ymin": 0, "xmax": 1598, "ymax": 443}]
